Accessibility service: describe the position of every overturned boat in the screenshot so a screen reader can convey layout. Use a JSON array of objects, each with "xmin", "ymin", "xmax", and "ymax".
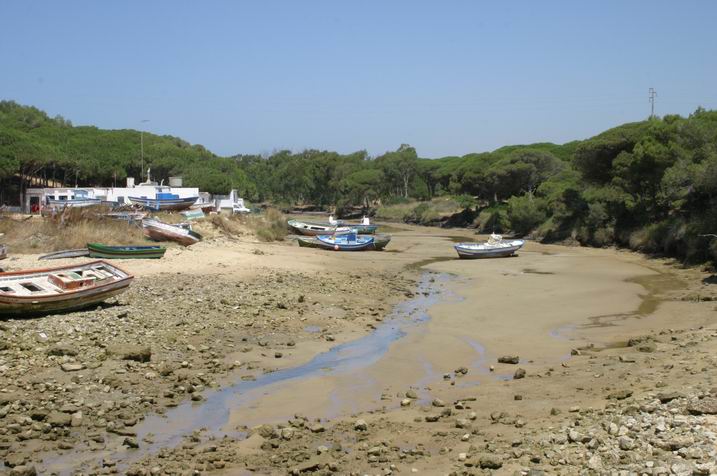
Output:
[
  {"xmin": 454, "ymin": 233, "xmax": 525, "ymax": 259},
  {"xmin": 87, "ymin": 243, "xmax": 166, "ymax": 259},
  {"xmin": 454, "ymin": 234, "xmax": 525, "ymax": 259},
  {"xmin": 0, "ymin": 261, "xmax": 133, "ymax": 316},
  {"xmin": 297, "ymin": 234, "xmax": 391, "ymax": 251},
  {"xmin": 142, "ymin": 219, "xmax": 201, "ymax": 246}
]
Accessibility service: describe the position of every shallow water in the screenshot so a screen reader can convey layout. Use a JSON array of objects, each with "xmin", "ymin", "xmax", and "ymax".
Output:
[{"xmin": 40, "ymin": 271, "xmax": 453, "ymax": 475}]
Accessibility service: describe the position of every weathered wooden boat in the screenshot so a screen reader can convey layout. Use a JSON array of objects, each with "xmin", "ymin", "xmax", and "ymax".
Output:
[
  {"xmin": 181, "ymin": 209, "xmax": 205, "ymax": 221},
  {"xmin": 454, "ymin": 234, "xmax": 525, "ymax": 259},
  {"xmin": 38, "ymin": 249, "xmax": 91, "ymax": 260},
  {"xmin": 0, "ymin": 261, "xmax": 133, "ymax": 316},
  {"xmin": 297, "ymin": 234, "xmax": 391, "ymax": 251},
  {"xmin": 46, "ymin": 197, "xmax": 102, "ymax": 209},
  {"xmin": 128, "ymin": 187, "xmax": 198, "ymax": 211},
  {"xmin": 103, "ymin": 211, "xmax": 148, "ymax": 223},
  {"xmin": 315, "ymin": 231, "xmax": 375, "ymax": 251},
  {"xmin": 287, "ymin": 219, "xmax": 351, "ymax": 236},
  {"xmin": 0, "ymin": 244, "xmax": 7, "ymax": 260},
  {"xmin": 142, "ymin": 219, "xmax": 201, "ymax": 246},
  {"xmin": 87, "ymin": 243, "xmax": 166, "ymax": 259}
]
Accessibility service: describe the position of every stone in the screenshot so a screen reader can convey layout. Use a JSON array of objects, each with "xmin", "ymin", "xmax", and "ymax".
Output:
[
  {"xmin": 607, "ymin": 389, "xmax": 633, "ymax": 400},
  {"xmin": 309, "ymin": 423, "xmax": 325, "ymax": 433},
  {"xmin": 274, "ymin": 352, "xmax": 283, "ymax": 358},
  {"xmin": 281, "ymin": 428, "xmax": 294, "ymax": 440},
  {"xmin": 46, "ymin": 411, "xmax": 72, "ymax": 427},
  {"xmin": 354, "ymin": 419, "xmax": 368, "ymax": 431},
  {"xmin": 513, "ymin": 368, "xmax": 526, "ymax": 379},
  {"xmin": 687, "ymin": 397, "xmax": 717, "ymax": 415},
  {"xmin": 105, "ymin": 344, "xmax": 152, "ymax": 362},
  {"xmin": 498, "ymin": 355, "xmax": 519, "ymax": 364},
  {"xmin": 47, "ymin": 344, "xmax": 78, "ymax": 356},
  {"xmin": 656, "ymin": 391, "xmax": 682, "ymax": 403},
  {"xmin": 479, "ymin": 454, "xmax": 503, "ymax": 469},
  {"xmin": 400, "ymin": 398, "xmax": 412, "ymax": 407},
  {"xmin": 60, "ymin": 363, "xmax": 84, "ymax": 372},
  {"xmin": 618, "ymin": 435, "xmax": 635, "ymax": 450},
  {"xmin": 71, "ymin": 411, "xmax": 83, "ymax": 427},
  {"xmin": 405, "ymin": 389, "xmax": 418, "ymax": 399},
  {"xmin": 432, "ymin": 398, "xmax": 446, "ymax": 407},
  {"xmin": 123, "ymin": 437, "xmax": 139, "ymax": 448},
  {"xmin": 9, "ymin": 466, "xmax": 37, "ymax": 476}
]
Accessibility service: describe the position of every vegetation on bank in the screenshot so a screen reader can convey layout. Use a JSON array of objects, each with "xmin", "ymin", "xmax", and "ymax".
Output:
[{"xmin": 2, "ymin": 100, "xmax": 717, "ymax": 262}]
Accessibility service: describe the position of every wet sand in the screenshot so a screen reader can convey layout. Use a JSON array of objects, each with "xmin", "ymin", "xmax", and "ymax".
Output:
[{"xmin": 1, "ymin": 224, "xmax": 716, "ymax": 475}]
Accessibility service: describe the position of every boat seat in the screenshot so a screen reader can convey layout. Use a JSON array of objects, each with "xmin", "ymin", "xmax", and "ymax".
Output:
[{"xmin": 48, "ymin": 272, "xmax": 95, "ymax": 290}]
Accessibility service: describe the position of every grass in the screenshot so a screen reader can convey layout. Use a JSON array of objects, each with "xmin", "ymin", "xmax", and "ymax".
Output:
[{"xmin": 376, "ymin": 197, "xmax": 464, "ymax": 224}]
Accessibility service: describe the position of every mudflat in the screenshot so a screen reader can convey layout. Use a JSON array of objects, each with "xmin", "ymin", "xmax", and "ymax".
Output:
[{"xmin": 1, "ymin": 224, "xmax": 716, "ymax": 475}]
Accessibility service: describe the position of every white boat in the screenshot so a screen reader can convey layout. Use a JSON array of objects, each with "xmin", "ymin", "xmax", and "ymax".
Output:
[
  {"xmin": 142, "ymin": 219, "xmax": 202, "ymax": 246},
  {"xmin": 454, "ymin": 234, "xmax": 525, "ymax": 259}
]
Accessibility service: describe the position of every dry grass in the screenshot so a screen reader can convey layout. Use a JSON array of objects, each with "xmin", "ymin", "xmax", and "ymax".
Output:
[{"xmin": 0, "ymin": 208, "xmax": 146, "ymax": 253}]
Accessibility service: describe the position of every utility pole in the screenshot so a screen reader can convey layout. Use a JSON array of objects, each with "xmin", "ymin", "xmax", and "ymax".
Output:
[
  {"xmin": 140, "ymin": 119, "xmax": 150, "ymax": 181},
  {"xmin": 649, "ymin": 88, "xmax": 657, "ymax": 118}
]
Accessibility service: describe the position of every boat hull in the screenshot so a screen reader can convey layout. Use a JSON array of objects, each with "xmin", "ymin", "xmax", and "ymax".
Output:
[
  {"xmin": 128, "ymin": 196, "xmax": 198, "ymax": 211},
  {"xmin": 142, "ymin": 220, "xmax": 201, "ymax": 246},
  {"xmin": 38, "ymin": 249, "xmax": 91, "ymax": 260},
  {"xmin": 0, "ymin": 261, "xmax": 133, "ymax": 316},
  {"xmin": 297, "ymin": 235, "xmax": 390, "ymax": 251},
  {"xmin": 287, "ymin": 220, "xmax": 349, "ymax": 236},
  {"xmin": 315, "ymin": 234, "xmax": 375, "ymax": 251},
  {"xmin": 454, "ymin": 241, "xmax": 524, "ymax": 259},
  {"xmin": 0, "ymin": 244, "xmax": 6, "ymax": 260},
  {"xmin": 47, "ymin": 198, "xmax": 102, "ymax": 208},
  {"xmin": 87, "ymin": 243, "xmax": 166, "ymax": 259}
]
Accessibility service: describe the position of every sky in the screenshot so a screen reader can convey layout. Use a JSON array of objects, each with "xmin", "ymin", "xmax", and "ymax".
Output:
[{"xmin": 1, "ymin": 1, "xmax": 715, "ymax": 158}]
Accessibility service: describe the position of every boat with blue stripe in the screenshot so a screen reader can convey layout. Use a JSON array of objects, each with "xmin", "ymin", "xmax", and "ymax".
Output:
[
  {"xmin": 128, "ymin": 187, "xmax": 198, "ymax": 211},
  {"xmin": 315, "ymin": 230, "xmax": 375, "ymax": 251}
]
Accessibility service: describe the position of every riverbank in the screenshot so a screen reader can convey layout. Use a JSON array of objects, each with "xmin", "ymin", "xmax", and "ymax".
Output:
[{"xmin": 1, "ymin": 224, "xmax": 716, "ymax": 475}]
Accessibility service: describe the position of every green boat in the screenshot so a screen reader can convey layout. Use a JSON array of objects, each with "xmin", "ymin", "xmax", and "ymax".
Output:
[
  {"xmin": 296, "ymin": 234, "xmax": 391, "ymax": 251},
  {"xmin": 87, "ymin": 243, "xmax": 167, "ymax": 259}
]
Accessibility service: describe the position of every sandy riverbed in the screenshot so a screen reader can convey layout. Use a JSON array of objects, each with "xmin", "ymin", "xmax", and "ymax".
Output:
[{"xmin": 1, "ymin": 224, "xmax": 716, "ymax": 475}]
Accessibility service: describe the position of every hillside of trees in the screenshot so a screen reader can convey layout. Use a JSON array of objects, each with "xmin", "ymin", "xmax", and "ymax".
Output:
[{"xmin": 2, "ymin": 100, "xmax": 717, "ymax": 262}]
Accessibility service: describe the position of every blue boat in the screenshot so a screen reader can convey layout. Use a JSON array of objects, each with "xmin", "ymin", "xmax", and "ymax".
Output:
[
  {"xmin": 128, "ymin": 187, "xmax": 198, "ymax": 211},
  {"xmin": 315, "ymin": 230, "xmax": 375, "ymax": 251}
]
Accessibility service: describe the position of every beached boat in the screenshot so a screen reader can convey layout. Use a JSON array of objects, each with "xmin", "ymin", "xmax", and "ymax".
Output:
[
  {"xmin": 454, "ymin": 234, "xmax": 525, "ymax": 259},
  {"xmin": 103, "ymin": 211, "xmax": 148, "ymax": 223},
  {"xmin": 287, "ymin": 219, "xmax": 350, "ymax": 236},
  {"xmin": 0, "ymin": 260, "xmax": 133, "ymax": 316},
  {"xmin": 181, "ymin": 209, "xmax": 205, "ymax": 221},
  {"xmin": 87, "ymin": 243, "xmax": 166, "ymax": 259},
  {"xmin": 46, "ymin": 189, "xmax": 101, "ymax": 209},
  {"xmin": 142, "ymin": 219, "xmax": 201, "ymax": 246},
  {"xmin": 128, "ymin": 187, "xmax": 198, "ymax": 211},
  {"xmin": 297, "ymin": 234, "xmax": 391, "ymax": 251},
  {"xmin": 38, "ymin": 249, "xmax": 91, "ymax": 260},
  {"xmin": 0, "ymin": 244, "xmax": 6, "ymax": 260},
  {"xmin": 315, "ymin": 230, "xmax": 375, "ymax": 251},
  {"xmin": 334, "ymin": 216, "xmax": 378, "ymax": 234}
]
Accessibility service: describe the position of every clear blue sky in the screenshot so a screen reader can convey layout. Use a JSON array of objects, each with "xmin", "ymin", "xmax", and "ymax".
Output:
[{"xmin": 1, "ymin": 1, "xmax": 715, "ymax": 158}]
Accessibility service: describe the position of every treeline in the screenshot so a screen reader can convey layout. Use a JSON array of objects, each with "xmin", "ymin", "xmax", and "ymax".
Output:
[{"xmin": 2, "ymin": 100, "xmax": 717, "ymax": 262}]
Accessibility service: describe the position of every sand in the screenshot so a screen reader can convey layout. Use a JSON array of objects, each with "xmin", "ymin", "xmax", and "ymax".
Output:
[{"xmin": 1, "ymin": 223, "xmax": 716, "ymax": 475}]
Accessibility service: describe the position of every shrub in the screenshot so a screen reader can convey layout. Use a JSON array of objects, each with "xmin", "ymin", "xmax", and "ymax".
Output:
[{"xmin": 507, "ymin": 195, "xmax": 546, "ymax": 236}]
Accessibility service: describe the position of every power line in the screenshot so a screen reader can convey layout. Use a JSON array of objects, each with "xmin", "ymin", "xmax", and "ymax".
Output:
[{"xmin": 649, "ymin": 87, "xmax": 657, "ymax": 118}]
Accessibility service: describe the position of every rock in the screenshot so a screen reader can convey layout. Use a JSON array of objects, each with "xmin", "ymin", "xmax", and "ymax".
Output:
[
  {"xmin": 513, "ymin": 368, "xmax": 526, "ymax": 379},
  {"xmin": 454, "ymin": 366, "xmax": 469, "ymax": 375},
  {"xmin": 47, "ymin": 343, "xmax": 78, "ymax": 356},
  {"xmin": 637, "ymin": 341, "xmax": 657, "ymax": 353},
  {"xmin": 431, "ymin": 398, "xmax": 445, "ymax": 407},
  {"xmin": 105, "ymin": 344, "xmax": 152, "ymax": 362},
  {"xmin": 479, "ymin": 454, "xmax": 503, "ymax": 469},
  {"xmin": 9, "ymin": 466, "xmax": 37, "ymax": 476},
  {"xmin": 309, "ymin": 423, "xmax": 325, "ymax": 433},
  {"xmin": 686, "ymin": 397, "xmax": 717, "ymax": 415},
  {"xmin": 123, "ymin": 437, "xmax": 139, "ymax": 448},
  {"xmin": 400, "ymin": 398, "xmax": 412, "ymax": 407},
  {"xmin": 618, "ymin": 435, "xmax": 635, "ymax": 450},
  {"xmin": 281, "ymin": 428, "xmax": 294, "ymax": 440},
  {"xmin": 71, "ymin": 411, "xmax": 83, "ymax": 427},
  {"xmin": 607, "ymin": 389, "xmax": 633, "ymax": 400},
  {"xmin": 656, "ymin": 391, "xmax": 682, "ymax": 403},
  {"xmin": 60, "ymin": 363, "xmax": 84, "ymax": 372},
  {"xmin": 498, "ymin": 355, "xmax": 519, "ymax": 364},
  {"xmin": 354, "ymin": 419, "xmax": 368, "ymax": 431},
  {"xmin": 274, "ymin": 352, "xmax": 283, "ymax": 358},
  {"xmin": 405, "ymin": 389, "xmax": 418, "ymax": 399},
  {"xmin": 46, "ymin": 411, "xmax": 72, "ymax": 427}
]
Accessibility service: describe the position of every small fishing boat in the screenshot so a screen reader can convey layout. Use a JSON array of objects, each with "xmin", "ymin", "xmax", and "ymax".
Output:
[
  {"xmin": 0, "ymin": 260, "xmax": 133, "ymax": 316},
  {"xmin": 0, "ymin": 244, "xmax": 7, "ymax": 260},
  {"xmin": 38, "ymin": 249, "xmax": 91, "ymax": 260},
  {"xmin": 142, "ymin": 219, "xmax": 201, "ymax": 246},
  {"xmin": 87, "ymin": 243, "xmax": 166, "ymax": 259},
  {"xmin": 339, "ymin": 216, "xmax": 378, "ymax": 234},
  {"xmin": 181, "ymin": 209, "xmax": 205, "ymax": 221},
  {"xmin": 297, "ymin": 234, "xmax": 391, "ymax": 251},
  {"xmin": 129, "ymin": 187, "xmax": 198, "ymax": 211},
  {"xmin": 315, "ymin": 230, "xmax": 375, "ymax": 251},
  {"xmin": 46, "ymin": 190, "xmax": 101, "ymax": 209},
  {"xmin": 103, "ymin": 211, "xmax": 148, "ymax": 223},
  {"xmin": 287, "ymin": 219, "xmax": 350, "ymax": 236},
  {"xmin": 454, "ymin": 234, "xmax": 525, "ymax": 259}
]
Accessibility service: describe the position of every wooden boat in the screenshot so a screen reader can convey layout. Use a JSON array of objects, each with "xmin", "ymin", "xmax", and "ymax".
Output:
[
  {"xmin": 128, "ymin": 188, "xmax": 198, "ymax": 211},
  {"xmin": 287, "ymin": 219, "xmax": 350, "ymax": 236},
  {"xmin": 142, "ymin": 219, "xmax": 201, "ymax": 246},
  {"xmin": 47, "ymin": 197, "xmax": 102, "ymax": 208},
  {"xmin": 103, "ymin": 211, "xmax": 148, "ymax": 223},
  {"xmin": 87, "ymin": 243, "xmax": 166, "ymax": 259},
  {"xmin": 315, "ymin": 231, "xmax": 375, "ymax": 251},
  {"xmin": 297, "ymin": 234, "xmax": 391, "ymax": 251},
  {"xmin": 181, "ymin": 209, "xmax": 205, "ymax": 221},
  {"xmin": 0, "ymin": 244, "xmax": 6, "ymax": 260},
  {"xmin": 454, "ymin": 234, "xmax": 525, "ymax": 259},
  {"xmin": 38, "ymin": 249, "xmax": 91, "ymax": 260},
  {"xmin": 0, "ymin": 260, "xmax": 133, "ymax": 316}
]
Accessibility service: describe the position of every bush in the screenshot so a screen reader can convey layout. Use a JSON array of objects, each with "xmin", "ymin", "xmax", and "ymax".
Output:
[
  {"xmin": 507, "ymin": 195, "xmax": 546, "ymax": 236},
  {"xmin": 476, "ymin": 205, "xmax": 509, "ymax": 233}
]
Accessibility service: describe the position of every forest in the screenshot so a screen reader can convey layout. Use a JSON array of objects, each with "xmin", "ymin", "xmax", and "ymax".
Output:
[{"xmin": 2, "ymin": 100, "xmax": 717, "ymax": 262}]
